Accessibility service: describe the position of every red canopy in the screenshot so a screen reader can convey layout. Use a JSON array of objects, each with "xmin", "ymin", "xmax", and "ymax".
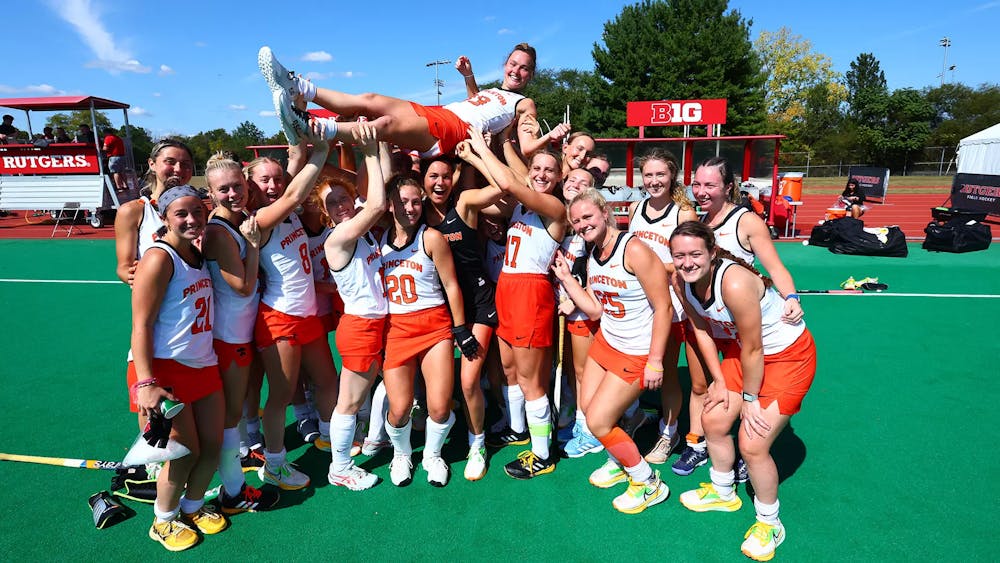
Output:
[{"xmin": 0, "ymin": 96, "xmax": 130, "ymax": 111}]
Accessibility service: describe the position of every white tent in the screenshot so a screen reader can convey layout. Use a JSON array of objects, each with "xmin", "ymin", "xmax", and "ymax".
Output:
[{"xmin": 957, "ymin": 123, "xmax": 1000, "ymax": 175}]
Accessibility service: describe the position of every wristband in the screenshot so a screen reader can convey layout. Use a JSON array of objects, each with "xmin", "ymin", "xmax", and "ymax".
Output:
[
  {"xmin": 462, "ymin": 73, "xmax": 474, "ymax": 78},
  {"xmin": 785, "ymin": 293, "xmax": 800, "ymax": 301},
  {"xmin": 645, "ymin": 363, "xmax": 664, "ymax": 373},
  {"xmin": 129, "ymin": 378, "xmax": 158, "ymax": 405}
]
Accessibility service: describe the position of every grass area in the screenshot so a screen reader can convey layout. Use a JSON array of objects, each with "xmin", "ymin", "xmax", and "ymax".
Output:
[{"xmin": 798, "ymin": 175, "xmax": 952, "ymax": 194}]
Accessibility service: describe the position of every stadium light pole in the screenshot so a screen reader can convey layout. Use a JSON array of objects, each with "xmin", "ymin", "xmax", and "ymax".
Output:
[
  {"xmin": 426, "ymin": 59, "xmax": 451, "ymax": 105},
  {"xmin": 939, "ymin": 37, "xmax": 951, "ymax": 86}
]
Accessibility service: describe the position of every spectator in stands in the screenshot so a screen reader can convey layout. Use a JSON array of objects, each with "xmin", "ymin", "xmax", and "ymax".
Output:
[
  {"xmin": 43, "ymin": 127, "xmax": 56, "ymax": 142},
  {"xmin": 0, "ymin": 114, "xmax": 19, "ymax": 143},
  {"xmin": 102, "ymin": 127, "xmax": 128, "ymax": 192},
  {"xmin": 54, "ymin": 127, "xmax": 72, "ymax": 143},
  {"xmin": 587, "ymin": 153, "xmax": 611, "ymax": 188},
  {"xmin": 74, "ymin": 124, "xmax": 95, "ymax": 145},
  {"xmin": 838, "ymin": 178, "xmax": 866, "ymax": 219}
]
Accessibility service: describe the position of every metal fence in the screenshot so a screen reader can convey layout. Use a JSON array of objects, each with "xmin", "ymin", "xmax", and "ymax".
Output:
[{"xmin": 780, "ymin": 146, "xmax": 958, "ymax": 177}]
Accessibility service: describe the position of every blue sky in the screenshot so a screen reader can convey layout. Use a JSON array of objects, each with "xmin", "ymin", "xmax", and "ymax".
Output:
[{"xmin": 3, "ymin": 0, "xmax": 997, "ymax": 140}]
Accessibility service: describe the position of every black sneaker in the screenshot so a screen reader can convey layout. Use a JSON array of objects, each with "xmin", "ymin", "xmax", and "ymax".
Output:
[
  {"xmin": 503, "ymin": 450, "xmax": 556, "ymax": 480},
  {"xmin": 241, "ymin": 447, "xmax": 266, "ymax": 473},
  {"xmin": 486, "ymin": 427, "xmax": 530, "ymax": 448},
  {"xmin": 671, "ymin": 445, "xmax": 709, "ymax": 476},
  {"xmin": 736, "ymin": 457, "xmax": 749, "ymax": 484},
  {"xmin": 220, "ymin": 483, "xmax": 280, "ymax": 515}
]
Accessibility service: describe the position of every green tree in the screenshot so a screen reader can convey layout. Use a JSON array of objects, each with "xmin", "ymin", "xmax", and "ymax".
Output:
[
  {"xmin": 590, "ymin": 0, "xmax": 767, "ymax": 138},
  {"xmin": 800, "ymin": 81, "xmax": 850, "ymax": 162},
  {"xmin": 856, "ymin": 88, "xmax": 934, "ymax": 172},
  {"xmin": 230, "ymin": 120, "xmax": 267, "ymax": 162},
  {"xmin": 925, "ymin": 83, "xmax": 1000, "ymax": 147},
  {"xmin": 184, "ymin": 128, "xmax": 230, "ymax": 172},
  {"xmin": 754, "ymin": 27, "xmax": 841, "ymax": 124},
  {"xmin": 46, "ymin": 110, "xmax": 113, "ymax": 137},
  {"xmin": 845, "ymin": 53, "xmax": 887, "ymax": 122}
]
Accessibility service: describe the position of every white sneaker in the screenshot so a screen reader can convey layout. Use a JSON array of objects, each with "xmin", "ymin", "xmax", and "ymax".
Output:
[
  {"xmin": 361, "ymin": 438, "xmax": 390, "ymax": 457},
  {"xmin": 464, "ymin": 447, "xmax": 487, "ymax": 481},
  {"xmin": 389, "ymin": 454, "xmax": 413, "ymax": 487},
  {"xmin": 328, "ymin": 463, "xmax": 378, "ymax": 491},
  {"xmin": 741, "ymin": 520, "xmax": 786, "ymax": 561},
  {"xmin": 258, "ymin": 461, "xmax": 310, "ymax": 491},
  {"xmin": 612, "ymin": 472, "xmax": 669, "ymax": 514},
  {"xmin": 589, "ymin": 458, "xmax": 627, "ymax": 488},
  {"xmin": 422, "ymin": 455, "xmax": 450, "ymax": 487}
]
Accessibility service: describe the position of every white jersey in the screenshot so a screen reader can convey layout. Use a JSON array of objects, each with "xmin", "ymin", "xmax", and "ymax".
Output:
[
  {"xmin": 148, "ymin": 241, "xmax": 217, "ymax": 367},
  {"xmin": 684, "ymin": 259, "xmax": 805, "ymax": 354},
  {"xmin": 484, "ymin": 238, "xmax": 504, "ymax": 283},
  {"xmin": 206, "ymin": 217, "xmax": 259, "ymax": 344},
  {"xmin": 630, "ymin": 199, "xmax": 685, "ymax": 322},
  {"xmin": 706, "ymin": 206, "xmax": 755, "ymax": 265},
  {"xmin": 381, "ymin": 225, "xmax": 445, "ymax": 315},
  {"xmin": 444, "ymin": 88, "xmax": 525, "ymax": 135},
  {"xmin": 259, "ymin": 213, "xmax": 317, "ymax": 317},
  {"xmin": 331, "ymin": 231, "xmax": 387, "ymax": 318},
  {"xmin": 137, "ymin": 196, "xmax": 163, "ymax": 258},
  {"xmin": 306, "ymin": 224, "xmax": 334, "ymax": 317},
  {"xmin": 502, "ymin": 205, "xmax": 560, "ymax": 275},
  {"xmin": 588, "ymin": 233, "xmax": 654, "ymax": 356},
  {"xmin": 559, "ymin": 233, "xmax": 589, "ymax": 322}
]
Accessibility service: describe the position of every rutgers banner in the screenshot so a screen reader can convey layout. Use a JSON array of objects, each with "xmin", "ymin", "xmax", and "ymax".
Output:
[
  {"xmin": 847, "ymin": 166, "xmax": 890, "ymax": 199},
  {"xmin": 0, "ymin": 145, "xmax": 100, "ymax": 174},
  {"xmin": 952, "ymin": 173, "xmax": 1000, "ymax": 216}
]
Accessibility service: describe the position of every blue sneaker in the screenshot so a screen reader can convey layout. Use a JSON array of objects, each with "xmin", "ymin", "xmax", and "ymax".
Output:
[
  {"xmin": 671, "ymin": 445, "xmax": 709, "ymax": 476},
  {"xmin": 563, "ymin": 430, "xmax": 604, "ymax": 458}
]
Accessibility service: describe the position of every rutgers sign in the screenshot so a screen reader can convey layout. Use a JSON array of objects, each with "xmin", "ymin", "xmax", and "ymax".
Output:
[
  {"xmin": 0, "ymin": 144, "xmax": 100, "ymax": 174},
  {"xmin": 627, "ymin": 99, "xmax": 728, "ymax": 127}
]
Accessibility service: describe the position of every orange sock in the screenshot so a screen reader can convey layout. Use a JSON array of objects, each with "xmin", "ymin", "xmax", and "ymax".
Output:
[{"xmin": 597, "ymin": 427, "xmax": 641, "ymax": 468}]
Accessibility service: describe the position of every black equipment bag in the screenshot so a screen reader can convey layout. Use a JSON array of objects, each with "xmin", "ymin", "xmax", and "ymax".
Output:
[
  {"xmin": 922, "ymin": 218, "xmax": 992, "ymax": 253},
  {"xmin": 829, "ymin": 223, "xmax": 908, "ymax": 258}
]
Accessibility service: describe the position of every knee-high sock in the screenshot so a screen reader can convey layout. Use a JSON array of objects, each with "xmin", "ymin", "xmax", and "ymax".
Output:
[
  {"xmin": 366, "ymin": 380, "xmax": 389, "ymax": 442},
  {"xmin": 503, "ymin": 384, "xmax": 527, "ymax": 433},
  {"xmin": 219, "ymin": 427, "xmax": 245, "ymax": 496},
  {"xmin": 423, "ymin": 412, "xmax": 455, "ymax": 459},
  {"xmin": 385, "ymin": 417, "xmax": 413, "ymax": 456},
  {"xmin": 525, "ymin": 396, "xmax": 551, "ymax": 459},
  {"xmin": 329, "ymin": 412, "xmax": 356, "ymax": 474}
]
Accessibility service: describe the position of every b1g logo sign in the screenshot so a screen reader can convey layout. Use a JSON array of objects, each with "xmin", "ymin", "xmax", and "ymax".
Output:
[{"xmin": 627, "ymin": 99, "xmax": 728, "ymax": 127}]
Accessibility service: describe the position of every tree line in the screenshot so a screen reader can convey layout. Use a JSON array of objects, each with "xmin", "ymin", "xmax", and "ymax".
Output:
[{"xmin": 42, "ymin": 0, "xmax": 1000, "ymax": 176}]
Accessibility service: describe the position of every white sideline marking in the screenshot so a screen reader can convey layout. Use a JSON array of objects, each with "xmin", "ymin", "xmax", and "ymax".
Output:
[
  {"xmin": 0, "ymin": 278, "xmax": 119, "ymax": 285},
  {"xmin": 803, "ymin": 292, "xmax": 1000, "ymax": 299}
]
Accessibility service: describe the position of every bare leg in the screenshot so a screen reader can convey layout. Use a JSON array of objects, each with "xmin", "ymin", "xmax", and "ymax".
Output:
[{"xmin": 459, "ymin": 324, "xmax": 493, "ymax": 435}]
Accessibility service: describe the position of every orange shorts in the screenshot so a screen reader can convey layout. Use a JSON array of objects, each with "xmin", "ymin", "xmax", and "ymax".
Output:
[
  {"xmin": 384, "ymin": 304, "xmax": 453, "ymax": 369},
  {"xmin": 336, "ymin": 314, "xmax": 388, "ymax": 373},
  {"xmin": 567, "ymin": 318, "xmax": 599, "ymax": 338},
  {"xmin": 126, "ymin": 359, "xmax": 222, "ymax": 413},
  {"xmin": 410, "ymin": 102, "xmax": 470, "ymax": 157},
  {"xmin": 496, "ymin": 273, "xmax": 555, "ymax": 348},
  {"xmin": 588, "ymin": 329, "xmax": 647, "ymax": 385},
  {"xmin": 718, "ymin": 329, "xmax": 816, "ymax": 415},
  {"xmin": 254, "ymin": 302, "xmax": 324, "ymax": 349},
  {"xmin": 213, "ymin": 339, "xmax": 254, "ymax": 370}
]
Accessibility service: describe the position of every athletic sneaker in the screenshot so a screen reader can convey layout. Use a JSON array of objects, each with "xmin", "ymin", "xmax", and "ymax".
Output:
[
  {"xmin": 240, "ymin": 447, "xmax": 265, "ymax": 473},
  {"xmin": 314, "ymin": 434, "xmax": 331, "ymax": 452},
  {"xmin": 220, "ymin": 483, "xmax": 280, "ymax": 514},
  {"xmin": 257, "ymin": 46, "xmax": 300, "ymax": 98},
  {"xmin": 672, "ymin": 445, "xmax": 710, "ymax": 476},
  {"xmin": 297, "ymin": 417, "xmax": 320, "ymax": 443},
  {"xmin": 422, "ymin": 455, "xmax": 450, "ymax": 487},
  {"xmin": 679, "ymin": 482, "xmax": 744, "ymax": 512},
  {"xmin": 272, "ymin": 89, "xmax": 311, "ymax": 146},
  {"xmin": 644, "ymin": 432, "xmax": 682, "ymax": 464},
  {"xmin": 149, "ymin": 519, "xmax": 198, "ymax": 552},
  {"xmin": 328, "ymin": 463, "xmax": 379, "ymax": 491},
  {"xmin": 181, "ymin": 505, "xmax": 228, "ymax": 535},
  {"xmin": 390, "ymin": 453, "xmax": 414, "ymax": 487},
  {"xmin": 464, "ymin": 447, "xmax": 487, "ymax": 481},
  {"xmin": 486, "ymin": 426, "xmax": 530, "ymax": 448},
  {"xmin": 612, "ymin": 472, "xmax": 669, "ymax": 514},
  {"xmin": 503, "ymin": 450, "xmax": 556, "ymax": 480},
  {"xmin": 361, "ymin": 438, "xmax": 390, "ymax": 457},
  {"xmin": 741, "ymin": 520, "xmax": 785, "ymax": 562},
  {"xmin": 259, "ymin": 461, "xmax": 310, "ymax": 491},
  {"xmin": 736, "ymin": 458, "xmax": 749, "ymax": 484},
  {"xmin": 563, "ymin": 430, "xmax": 605, "ymax": 458},
  {"xmin": 246, "ymin": 429, "xmax": 264, "ymax": 451},
  {"xmin": 620, "ymin": 408, "xmax": 651, "ymax": 437},
  {"xmin": 489, "ymin": 409, "xmax": 509, "ymax": 434},
  {"xmin": 350, "ymin": 422, "xmax": 367, "ymax": 457},
  {"xmin": 588, "ymin": 458, "xmax": 627, "ymax": 488}
]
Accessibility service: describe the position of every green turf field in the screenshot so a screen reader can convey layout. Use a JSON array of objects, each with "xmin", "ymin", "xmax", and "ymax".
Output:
[{"xmin": 1, "ymin": 239, "xmax": 998, "ymax": 560}]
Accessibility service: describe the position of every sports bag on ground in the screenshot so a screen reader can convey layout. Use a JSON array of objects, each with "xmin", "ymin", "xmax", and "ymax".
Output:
[{"xmin": 922, "ymin": 219, "xmax": 992, "ymax": 253}]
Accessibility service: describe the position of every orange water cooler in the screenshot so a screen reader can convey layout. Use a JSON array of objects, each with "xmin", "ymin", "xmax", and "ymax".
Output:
[{"xmin": 779, "ymin": 172, "xmax": 804, "ymax": 201}]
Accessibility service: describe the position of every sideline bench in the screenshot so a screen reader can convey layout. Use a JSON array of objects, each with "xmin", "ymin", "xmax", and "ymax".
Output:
[{"xmin": 0, "ymin": 175, "xmax": 111, "ymax": 236}]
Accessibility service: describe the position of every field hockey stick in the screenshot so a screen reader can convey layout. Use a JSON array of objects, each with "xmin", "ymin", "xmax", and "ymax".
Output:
[
  {"xmin": 0, "ymin": 452, "xmax": 128, "ymax": 471},
  {"xmin": 553, "ymin": 313, "xmax": 566, "ymax": 431},
  {"xmin": 796, "ymin": 289, "xmax": 863, "ymax": 294}
]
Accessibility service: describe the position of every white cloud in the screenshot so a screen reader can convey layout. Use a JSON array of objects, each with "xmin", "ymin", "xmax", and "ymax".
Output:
[
  {"xmin": 303, "ymin": 70, "xmax": 361, "ymax": 81},
  {"xmin": 972, "ymin": 1, "xmax": 1000, "ymax": 11},
  {"xmin": 229, "ymin": 104, "xmax": 247, "ymax": 110},
  {"xmin": 51, "ymin": 0, "xmax": 150, "ymax": 74},
  {"xmin": 498, "ymin": 28, "xmax": 514, "ymax": 35},
  {"xmin": 259, "ymin": 110, "xmax": 276, "ymax": 117},
  {"xmin": 159, "ymin": 65, "xmax": 174, "ymax": 76},
  {"xmin": 130, "ymin": 107, "xmax": 151, "ymax": 116},
  {"xmin": 0, "ymin": 84, "xmax": 65, "ymax": 95},
  {"xmin": 303, "ymin": 51, "xmax": 333, "ymax": 62}
]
